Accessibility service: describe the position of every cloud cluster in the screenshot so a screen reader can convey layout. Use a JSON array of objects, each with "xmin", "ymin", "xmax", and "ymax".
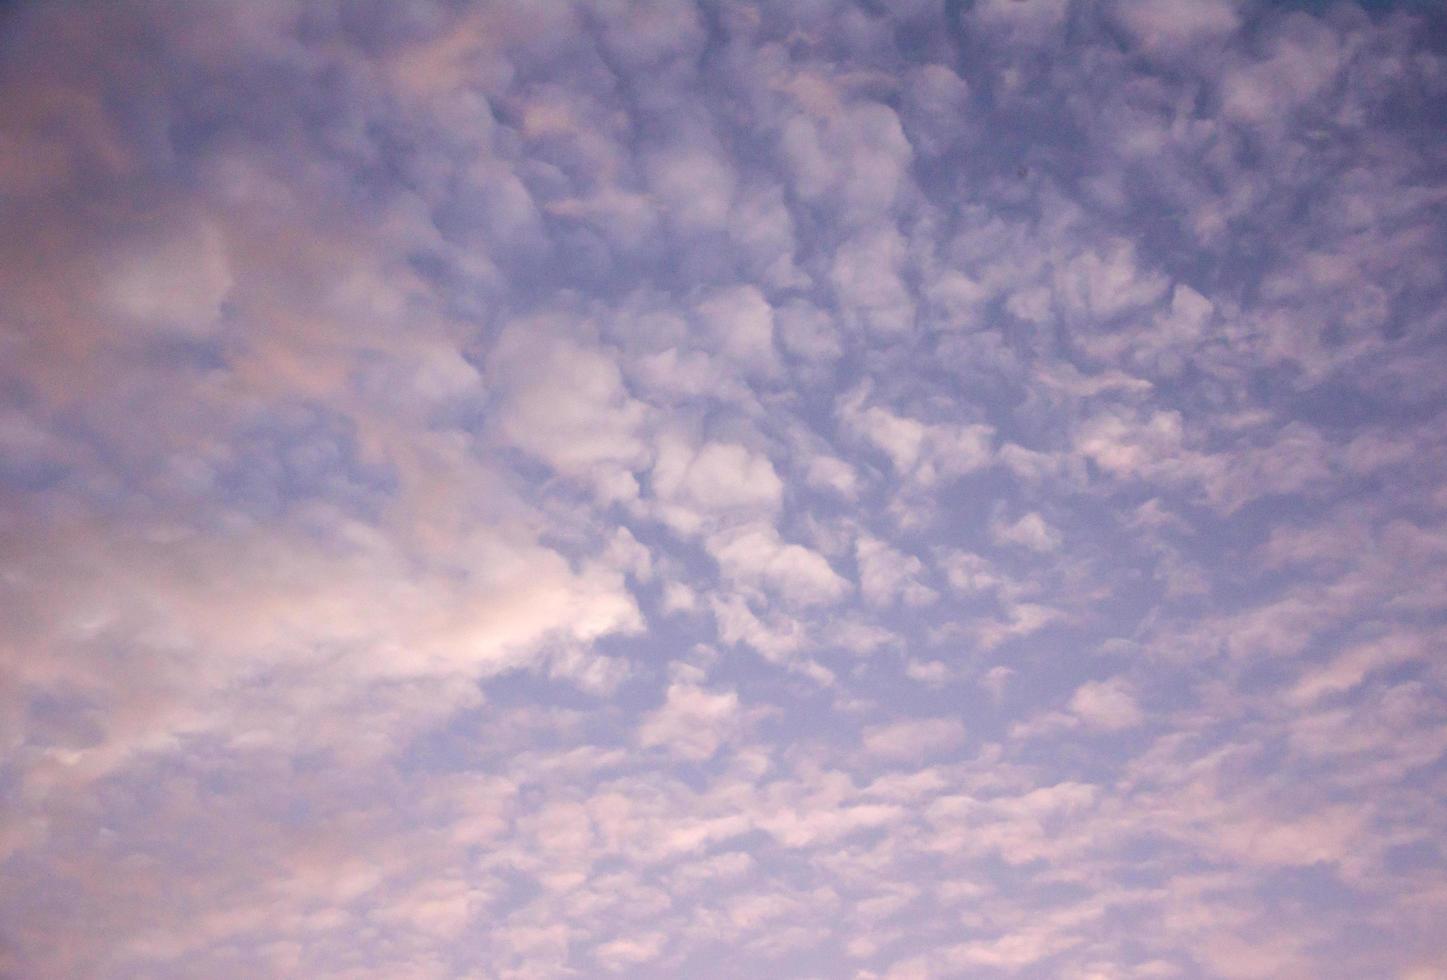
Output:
[{"xmin": 2, "ymin": 0, "xmax": 1446, "ymax": 977}]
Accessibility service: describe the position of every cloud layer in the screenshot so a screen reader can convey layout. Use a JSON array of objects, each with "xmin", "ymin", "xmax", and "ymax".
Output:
[{"xmin": 2, "ymin": 1, "xmax": 1447, "ymax": 977}]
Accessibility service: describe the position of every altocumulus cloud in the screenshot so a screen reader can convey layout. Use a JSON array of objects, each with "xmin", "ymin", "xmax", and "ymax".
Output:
[{"xmin": 2, "ymin": 1, "xmax": 1447, "ymax": 977}]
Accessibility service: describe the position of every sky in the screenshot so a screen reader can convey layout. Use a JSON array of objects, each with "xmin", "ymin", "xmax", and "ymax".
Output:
[{"xmin": 1, "ymin": 0, "xmax": 1446, "ymax": 977}]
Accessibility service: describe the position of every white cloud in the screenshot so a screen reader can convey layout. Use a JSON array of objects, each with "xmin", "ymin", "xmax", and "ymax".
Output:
[
  {"xmin": 776, "ymin": 298, "xmax": 843, "ymax": 363},
  {"xmin": 661, "ymin": 580, "xmax": 699, "ymax": 614},
  {"xmin": 595, "ymin": 932, "xmax": 666, "ymax": 970},
  {"xmin": 905, "ymin": 659, "xmax": 952, "ymax": 686},
  {"xmin": 647, "ymin": 142, "xmax": 736, "ymax": 232},
  {"xmin": 976, "ymin": 602, "xmax": 1063, "ymax": 649},
  {"xmin": 694, "ymin": 284, "xmax": 778, "ymax": 373},
  {"xmin": 991, "ymin": 512, "xmax": 1062, "ymax": 553},
  {"xmin": 709, "ymin": 593, "xmax": 807, "ymax": 664},
  {"xmin": 831, "ymin": 224, "xmax": 915, "ymax": 335},
  {"xmin": 779, "ymin": 100, "xmax": 913, "ymax": 223},
  {"xmin": 856, "ymin": 534, "xmax": 937, "ymax": 607},
  {"xmin": 708, "ymin": 522, "xmax": 850, "ymax": 607},
  {"xmin": 1076, "ymin": 408, "xmax": 1187, "ymax": 478},
  {"xmin": 804, "ymin": 454, "xmax": 860, "ymax": 499},
  {"xmin": 491, "ymin": 324, "xmax": 648, "ymax": 499},
  {"xmin": 1069, "ymin": 678, "xmax": 1144, "ymax": 731},
  {"xmin": 638, "ymin": 682, "xmax": 741, "ymax": 761},
  {"xmin": 940, "ymin": 551, "xmax": 1006, "ymax": 594},
  {"xmin": 839, "ymin": 387, "xmax": 995, "ymax": 486},
  {"xmin": 862, "ymin": 718, "xmax": 966, "ymax": 762},
  {"xmin": 1056, "ymin": 239, "xmax": 1170, "ymax": 321},
  {"xmin": 980, "ymin": 666, "xmax": 1014, "ymax": 700},
  {"xmin": 1220, "ymin": 16, "xmax": 1344, "ymax": 125},
  {"xmin": 650, "ymin": 436, "xmax": 784, "ymax": 531}
]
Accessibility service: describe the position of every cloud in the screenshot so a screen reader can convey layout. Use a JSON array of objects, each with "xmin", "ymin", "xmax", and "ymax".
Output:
[
  {"xmin": 804, "ymin": 453, "xmax": 860, "ymax": 499},
  {"xmin": 490, "ymin": 322, "xmax": 649, "ymax": 499},
  {"xmin": 648, "ymin": 143, "xmax": 736, "ymax": 234},
  {"xmin": 638, "ymin": 683, "xmax": 741, "ymax": 761},
  {"xmin": 975, "ymin": 601, "xmax": 1063, "ymax": 650},
  {"xmin": 980, "ymin": 666, "xmax": 1015, "ymax": 700},
  {"xmin": 839, "ymin": 385, "xmax": 995, "ymax": 486},
  {"xmin": 991, "ymin": 511, "xmax": 1063, "ymax": 553},
  {"xmin": 779, "ymin": 98, "xmax": 913, "ymax": 224},
  {"xmin": 3, "ymin": 1, "xmax": 1446, "ymax": 977},
  {"xmin": 831, "ymin": 224, "xmax": 916, "ymax": 335},
  {"xmin": 102, "ymin": 217, "xmax": 234, "ymax": 334},
  {"xmin": 708, "ymin": 522, "xmax": 850, "ymax": 607},
  {"xmin": 1069, "ymin": 678, "xmax": 1145, "ymax": 731},
  {"xmin": 856, "ymin": 534, "xmax": 937, "ymax": 607},
  {"xmin": 863, "ymin": 718, "xmax": 967, "ymax": 763},
  {"xmin": 905, "ymin": 659, "xmax": 953, "ymax": 686},
  {"xmin": 1112, "ymin": 0, "xmax": 1240, "ymax": 54},
  {"xmin": 651, "ymin": 435, "xmax": 784, "ymax": 531},
  {"xmin": 694, "ymin": 284, "xmax": 779, "ymax": 374}
]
